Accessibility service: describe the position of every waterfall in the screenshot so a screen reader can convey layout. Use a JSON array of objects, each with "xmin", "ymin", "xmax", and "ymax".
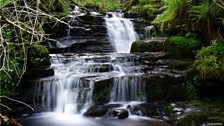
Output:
[
  {"xmin": 34, "ymin": 12, "xmax": 146, "ymax": 114},
  {"xmin": 110, "ymin": 77, "xmax": 145, "ymax": 102},
  {"xmin": 105, "ymin": 12, "xmax": 139, "ymax": 53},
  {"xmin": 35, "ymin": 77, "xmax": 94, "ymax": 114},
  {"xmin": 34, "ymin": 53, "xmax": 146, "ymax": 113}
]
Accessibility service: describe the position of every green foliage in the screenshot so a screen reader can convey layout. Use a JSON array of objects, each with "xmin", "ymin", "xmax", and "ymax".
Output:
[
  {"xmin": 73, "ymin": 0, "xmax": 119, "ymax": 12},
  {"xmin": 38, "ymin": 0, "xmax": 75, "ymax": 14},
  {"xmin": 129, "ymin": 0, "xmax": 161, "ymax": 20},
  {"xmin": 153, "ymin": 0, "xmax": 188, "ymax": 26},
  {"xmin": 185, "ymin": 75, "xmax": 200, "ymax": 100},
  {"xmin": 190, "ymin": 0, "xmax": 209, "ymax": 22},
  {"xmin": 168, "ymin": 34, "xmax": 200, "ymax": 49},
  {"xmin": 0, "ymin": 44, "xmax": 25, "ymax": 96},
  {"xmin": 193, "ymin": 42, "xmax": 224, "ymax": 80}
]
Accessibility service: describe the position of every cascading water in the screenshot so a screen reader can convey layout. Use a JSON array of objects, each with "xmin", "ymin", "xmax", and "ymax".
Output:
[
  {"xmin": 144, "ymin": 25, "xmax": 155, "ymax": 39},
  {"xmin": 105, "ymin": 12, "xmax": 139, "ymax": 53},
  {"xmin": 34, "ymin": 53, "xmax": 146, "ymax": 114},
  {"xmin": 110, "ymin": 77, "xmax": 145, "ymax": 102},
  {"xmin": 34, "ymin": 12, "xmax": 145, "ymax": 114}
]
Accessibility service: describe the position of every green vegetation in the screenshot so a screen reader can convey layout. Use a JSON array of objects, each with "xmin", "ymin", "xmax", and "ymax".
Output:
[
  {"xmin": 128, "ymin": 0, "xmax": 162, "ymax": 20},
  {"xmin": 184, "ymin": 75, "xmax": 200, "ymax": 100},
  {"xmin": 153, "ymin": 0, "xmax": 224, "ymax": 41},
  {"xmin": 168, "ymin": 34, "xmax": 200, "ymax": 49},
  {"xmin": 193, "ymin": 42, "xmax": 224, "ymax": 80},
  {"xmin": 153, "ymin": 0, "xmax": 188, "ymax": 27},
  {"xmin": 175, "ymin": 112, "xmax": 207, "ymax": 126},
  {"xmin": 73, "ymin": 0, "xmax": 119, "ymax": 12},
  {"xmin": 28, "ymin": 43, "xmax": 50, "ymax": 68},
  {"xmin": 174, "ymin": 100, "xmax": 224, "ymax": 125}
]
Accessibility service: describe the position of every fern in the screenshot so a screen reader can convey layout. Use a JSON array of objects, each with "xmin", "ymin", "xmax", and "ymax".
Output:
[
  {"xmin": 190, "ymin": 0, "xmax": 209, "ymax": 22},
  {"xmin": 153, "ymin": 0, "xmax": 188, "ymax": 26}
]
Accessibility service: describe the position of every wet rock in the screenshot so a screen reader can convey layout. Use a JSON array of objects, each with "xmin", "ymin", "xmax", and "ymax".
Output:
[
  {"xmin": 76, "ymin": 15, "xmax": 105, "ymax": 25},
  {"xmin": 144, "ymin": 76, "xmax": 186, "ymax": 102},
  {"xmin": 139, "ymin": 52, "xmax": 168, "ymax": 64},
  {"xmin": 27, "ymin": 67, "xmax": 54, "ymax": 78},
  {"xmin": 83, "ymin": 104, "xmax": 122, "ymax": 117},
  {"xmin": 84, "ymin": 105, "xmax": 108, "ymax": 117},
  {"xmin": 128, "ymin": 102, "xmax": 171, "ymax": 118},
  {"xmin": 129, "ymin": 103, "xmax": 157, "ymax": 116},
  {"xmin": 92, "ymin": 78, "xmax": 113, "ymax": 104},
  {"xmin": 88, "ymin": 64, "xmax": 114, "ymax": 72},
  {"xmin": 114, "ymin": 109, "xmax": 129, "ymax": 119}
]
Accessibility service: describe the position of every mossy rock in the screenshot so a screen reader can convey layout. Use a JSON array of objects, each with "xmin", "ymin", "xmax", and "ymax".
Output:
[
  {"xmin": 28, "ymin": 43, "xmax": 50, "ymax": 68},
  {"xmin": 131, "ymin": 41, "xmax": 152, "ymax": 52},
  {"xmin": 131, "ymin": 40, "xmax": 165, "ymax": 52},
  {"xmin": 175, "ymin": 112, "xmax": 207, "ymax": 126}
]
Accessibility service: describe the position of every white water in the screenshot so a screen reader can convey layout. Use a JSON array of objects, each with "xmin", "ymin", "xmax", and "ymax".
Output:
[
  {"xmin": 144, "ymin": 25, "xmax": 155, "ymax": 39},
  {"xmin": 110, "ymin": 77, "xmax": 145, "ymax": 102},
  {"xmin": 35, "ymin": 54, "xmax": 146, "ymax": 114},
  {"xmin": 105, "ymin": 12, "xmax": 139, "ymax": 53}
]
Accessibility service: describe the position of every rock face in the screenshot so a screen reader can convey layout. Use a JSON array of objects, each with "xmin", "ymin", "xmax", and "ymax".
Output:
[{"xmin": 43, "ymin": 14, "xmax": 115, "ymax": 53}]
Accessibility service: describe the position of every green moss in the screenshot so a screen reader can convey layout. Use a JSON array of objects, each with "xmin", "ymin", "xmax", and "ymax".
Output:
[
  {"xmin": 28, "ymin": 43, "xmax": 50, "ymax": 68},
  {"xmin": 175, "ymin": 112, "xmax": 207, "ymax": 126},
  {"xmin": 130, "ymin": 41, "xmax": 152, "ymax": 52}
]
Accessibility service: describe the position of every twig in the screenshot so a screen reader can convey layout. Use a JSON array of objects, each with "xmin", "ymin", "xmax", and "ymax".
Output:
[{"xmin": 0, "ymin": 96, "xmax": 34, "ymax": 111}]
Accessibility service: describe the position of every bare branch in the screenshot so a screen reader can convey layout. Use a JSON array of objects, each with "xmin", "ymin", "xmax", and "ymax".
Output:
[{"xmin": 0, "ymin": 96, "xmax": 34, "ymax": 111}]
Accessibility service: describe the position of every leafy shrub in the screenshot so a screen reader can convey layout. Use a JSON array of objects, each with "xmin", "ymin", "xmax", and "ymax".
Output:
[
  {"xmin": 185, "ymin": 75, "xmax": 200, "ymax": 99},
  {"xmin": 168, "ymin": 34, "xmax": 200, "ymax": 49},
  {"xmin": 193, "ymin": 42, "xmax": 224, "ymax": 80}
]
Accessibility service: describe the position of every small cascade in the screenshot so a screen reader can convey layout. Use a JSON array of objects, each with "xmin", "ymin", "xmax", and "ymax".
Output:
[
  {"xmin": 110, "ymin": 77, "xmax": 146, "ymax": 102},
  {"xmin": 144, "ymin": 25, "xmax": 155, "ymax": 39},
  {"xmin": 34, "ymin": 53, "xmax": 146, "ymax": 113},
  {"xmin": 67, "ymin": 16, "xmax": 78, "ymax": 36},
  {"xmin": 105, "ymin": 12, "xmax": 139, "ymax": 53},
  {"xmin": 35, "ymin": 77, "xmax": 94, "ymax": 114}
]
